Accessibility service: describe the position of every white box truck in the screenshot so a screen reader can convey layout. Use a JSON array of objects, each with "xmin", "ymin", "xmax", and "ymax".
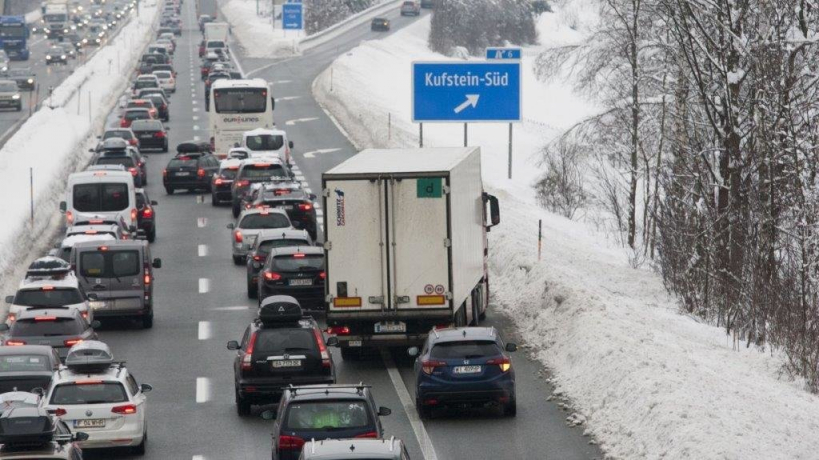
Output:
[
  {"xmin": 322, "ymin": 147, "xmax": 501, "ymax": 357},
  {"xmin": 203, "ymin": 22, "xmax": 229, "ymax": 50}
]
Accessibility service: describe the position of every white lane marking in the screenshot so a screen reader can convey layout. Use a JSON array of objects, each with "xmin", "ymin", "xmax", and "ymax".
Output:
[
  {"xmin": 192, "ymin": 115, "xmax": 199, "ymax": 121},
  {"xmin": 196, "ymin": 195, "xmax": 205, "ymax": 204},
  {"xmin": 285, "ymin": 117, "xmax": 319, "ymax": 126},
  {"xmin": 295, "ymin": 175, "xmax": 305, "ymax": 181},
  {"xmin": 196, "ymin": 377, "xmax": 210, "ymax": 403},
  {"xmin": 193, "ymin": 125, "xmax": 200, "ymax": 131},
  {"xmin": 213, "ymin": 306, "xmax": 250, "ymax": 311},
  {"xmin": 192, "ymin": 100, "xmax": 198, "ymax": 105},
  {"xmin": 192, "ymin": 456, "xmax": 205, "ymax": 460},
  {"xmin": 197, "ymin": 217, "xmax": 207, "ymax": 227},
  {"xmin": 320, "ymin": 104, "xmax": 360, "ymax": 150},
  {"xmin": 198, "ymin": 321, "xmax": 212, "ymax": 340},
  {"xmin": 199, "ymin": 278, "xmax": 210, "ymax": 294},
  {"xmin": 304, "ymin": 148, "xmax": 342, "ymax": 159},
  {"xmin": 193, "ymin": 107, "xmax": 199, "ymax": 112},
  {"xmin": 381, "ymin": 350, "xmax": 439, "ymax": 460},
  {"xmin": 304, "ymin": 187, "xmax": 312, "ymax": 193},
  {"xmin": 198, "ymin": 245, "xmax": 208, "ymax": 257},
  {"xmin": 314, "ymin": 202, "xmax": 322, "ymax": 209},
  {"xmin": 246, "ymin": 57, "xmax": 296, "ymax": 77},
  {"xmin": 316, "ymin": 210, "xmax": 324, "ymax": 217}
]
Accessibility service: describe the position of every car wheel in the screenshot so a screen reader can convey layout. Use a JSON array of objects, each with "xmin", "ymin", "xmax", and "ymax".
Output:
[
  {"xmin": 236, "ymin": 390, "xmax": 251, "ymax": 417},
  {"xmin": 247, "ymin": 280, "xmax": 257, "ymax": 299},
  {"xmin": 142, "ymin": 312, "xmax": 153, "ymax": 329},
  {"xmin": 232, "ymin": 255, "xmax": 244, "ymax": 265},
  {"xmin": 165, "ymin": 187, "xmax": 174, "ymax": 195},
  {"xmin": 147, "ymin": 228, "xmax": 156, "ymax": 243},
  {"xmin": 504, "ymin": 398, "xmax": 517, "ymax": 417},
  {"xmin": 132, "ymin": 428, "xmax": 146, "ymax": 455}
]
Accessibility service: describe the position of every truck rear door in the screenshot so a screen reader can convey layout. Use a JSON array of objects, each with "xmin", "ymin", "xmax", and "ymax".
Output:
[{"xmin": 324, "ymin": 179, "xmax": 387, "ymax": 312}]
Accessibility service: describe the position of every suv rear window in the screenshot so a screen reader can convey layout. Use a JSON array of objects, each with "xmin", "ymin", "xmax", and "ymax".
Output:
[
  {"xmin": 284, "ymin": 401, "xmax": 371, "ymax": 430},
  {"xmin": 258, "ymin": 239, "xmax": 309, "ymax": 254},
  {"xmin": 14, "ymin": 288, "xmax": 83, "ymax": 307},
  {"xmin": 255, "ymin": 329, "xmax": 316, "ymax": 354},
  {"xmin": 11, "ymin": 318, "xmax": 83, "ymax": 337},
  {"xmin": 239, "ymin": 214, "xmax": 290, "ymax": 230},
  {"xmin": 50, "ymin": 382, "xmax": 128, "ymax": 405},
  {"xmin": 240, "ymin": 164, "xmax": 287, "ymax": 179},
  {"xmin": 95, "ymin": 157, "xmax": 135, "ymax": 168},
  {"xmin": 0, "ymin": 355, "xmax": 50, "ymax": 372},
  {"xmin": 429, "ymin": 341, "xmax": 501, "ymax": 359},
  {"xmin": 272, "ymin": 255, "xmax": 323, "ymax": 272},
  {"xmin": 73, "ymin": 183, "xmax": 129, "ymax": 212},
  {"xmin": 169, "ymin": 158, "xmax": 197, "ymax": 168},
  {"xmin": 103, "ymin": 130, "xmax": 133, "ymax": 140},
  {"xmin": 245, "ymin": 134, "xmax": 284, "ymax": 151},
  {"xmin": 79, "ymin": 251, "xmax": 141, "ymax": 278}
]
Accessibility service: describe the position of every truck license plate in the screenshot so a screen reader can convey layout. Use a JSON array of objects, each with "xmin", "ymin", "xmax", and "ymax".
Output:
[
  {"xmin": 374, "ymin": 322, "xmax": 406, "ymax": 333},
  {"xmin": 453, "ymin": 365, "xmax": 482, "ymax": 374},
  {"xmin": 272, "ymin": 360, "xmax": 301, "ymax": 368},
  {"xmin": 75, "ymin": 419, "xmax": 106, "ymax": 428},
  {"xmin": 289, "ymin": 279, "xmax": 313, "ymax": 286}
]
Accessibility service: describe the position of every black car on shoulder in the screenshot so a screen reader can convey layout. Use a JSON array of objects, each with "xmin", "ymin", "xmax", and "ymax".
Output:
[
  {"xmin": 163, "ymin": 151, "xmax": 219, "ymax": 194},
  {"xmin": 264, "ymin": 382, "xmax": 391, "ymax": 460},
  {"xmin": 0, "ymin": 345, "xmax": 61, "ymax": 393},
  {"xmin": 4, "ymin": 68, "xmax": 35, "ymax": 91},
  {"xmin": 247, "ymin": 186, "xmax": 319, "ymax": 241},
  {"xmin": 258, "ymin": 247, "xmax": 324, "ymax": 311},
  {"xmin": 130, "ymin": 119, "xmax": 168, "ymax": 152},
  {"xmin": 227, "ymin": 297, "xmax": 336, "ymax": 417},
  {"xmin": 135, "ymin": 188, "xmax": 157, "ymax": 242}
]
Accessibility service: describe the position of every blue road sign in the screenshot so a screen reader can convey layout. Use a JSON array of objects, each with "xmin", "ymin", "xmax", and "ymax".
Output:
[
  {"xmin": 282, "ymin": 3, "xmax": 303, "ymax": 30},
  {"xmin": 486, "ymin": 47, "xmax": 522, "ymax": 60},
  {"xmin": 412, "ymin": 62, "xmax": 521, "ymax": 123}
]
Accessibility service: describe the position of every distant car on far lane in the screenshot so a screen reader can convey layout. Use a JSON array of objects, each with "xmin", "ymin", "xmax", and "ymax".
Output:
[
  {"xmin": 400, "ymin": 0, "xmax": 421, "ymax": 15},
  {"xmin": 371, "ymin": 17, "xmax": 390, "ymax": 31}
]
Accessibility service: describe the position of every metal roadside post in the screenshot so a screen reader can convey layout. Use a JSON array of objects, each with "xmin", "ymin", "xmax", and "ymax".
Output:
[
  {"xmin": 538, "ymin": 219, "xmax": 542, "ymax": 261},
  {"xmin": 411, "ymin": 48, "xmax": 522, "ymax": 171},
  {"xmin": 29, "ymin": 167, "xmax": 33, "ymax": 229}
]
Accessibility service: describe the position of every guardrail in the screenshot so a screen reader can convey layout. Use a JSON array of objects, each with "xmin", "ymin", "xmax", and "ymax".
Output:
[{"xmin": 300, "ymin": 0, "xmax": 404, "ymax": 51}]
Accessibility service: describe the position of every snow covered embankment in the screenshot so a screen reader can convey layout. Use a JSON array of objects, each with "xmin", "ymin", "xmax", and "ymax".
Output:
[
  {"xmin": 313, "ymin": 12, "xmax": 819, "ymax": 460},
  {"xmin": 0, "ymin": 1, "xmax": 160, "ymax": 307}
]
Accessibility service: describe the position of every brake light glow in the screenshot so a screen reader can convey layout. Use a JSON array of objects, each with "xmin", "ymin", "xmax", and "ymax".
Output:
[
  {"xmin": 128, "ymin": 167, "xmax": 138, "ymax": 176},
  {"xmin": 312, "ymin": 328, "xmax": 331, "ymax": 368},
  {"xmin": 111, "ymin": 404, "xmax": 137, "ymax": 415},
  {"xmin": 5, "ymin": 340, "xmax": 25, "ymax": 346},
  {"xmin": 421, "ymin": 360, "xmax": 446, "ymax": 375},
  {"xmin": 89, "ymin": 219, "xmax": 104, "ymax": 224},
  {"xmin": 41, "ymin": 286, "xmax": 54, "ymax": 291},
  {"xmin": 234, "ymin": 230, "xmax": 243, "ymax": 243},
  {"xmin": 319, "ymin": 271, "xmax": 326, "ymax": 280},
  {"xmin": 34, "ymin": 316, "xmax": 57, "ymax": 321},
  {"xmin": 98, "ymin": 246, "xmax": 109, "ymax": 251},
  {"xmin": 154, "ymin": 131, "xmax": 166, "ymax": 139},
  {"xmin": 236, "ymin": 180, "xmax": 250, "ymax": 187},
  {"xmin": 241, "ymin": 331, "xmax": 257, "ymax": 371},
  {"xmin": 327, "ymin": 326, "xmax": 350, "ymax": 335},
  {"xmin": 214, "ymin": 178, "xmax": 223, "ymax": 185},
  {"xmin": 487, "ymin": 357, "xmax": 512, "ymax": 372},
  {"xmin": 76, "ymin": 379, "xmax": 103, "ymax": 385},
  {"xmin": 252, "ymin": 255, "xmax": 262, "ymax": 262},
  {"xmin": 54, "ymin": 408, "xmax": 67, "ymax": 417},
  {"xmin": 293, "ymin": 253, "xmax": 306, "ymax": 258},
  {"xmin": 131, "ymin": 208, "xmax": 137, "ymax": 223},
  {"xmin": 81, "ymin": 312, "xmax": 88, "ymax": 319},
  {"xmin": 263, "ymin": 271, "xmax": 281, "ymax": 281},
  {"xmin": 142, "ymin": 206, "xmax": 153, "ymax": 218},
  {"xmin": 355, "ymin": 431, "xmax": 378, "ymax": 439},
  {"xmin": 6, "ymin": 313, "xmax": 15, "ymax": 323},
  {"xmin": 278, "ymin": 435, "xmax": 305, "ymax": 450},
  {"xmin": 298, "ymin": 203, "xmax": 312, "ymax": 211},
  {"xmin": 144, "ymin": 273, "xmax": 151, "ymax": 285},
  {"xmin": 66, "ymin": 211, "xmax": 74, "ymax": 224},
  {"xmin": 197, "ymin": 168, "xmax": 205, "ymax": 178},
  {"xmin": 64, "ymin": 338, "xmax": 83, "ymax": 347}
]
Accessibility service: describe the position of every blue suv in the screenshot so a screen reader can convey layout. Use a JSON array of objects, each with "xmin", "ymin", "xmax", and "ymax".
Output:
[{"xmin": 409, "ymin": 327, "xmax": 517, "ymax": 419}]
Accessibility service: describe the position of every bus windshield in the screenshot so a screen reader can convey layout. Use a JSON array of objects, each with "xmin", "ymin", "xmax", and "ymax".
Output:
[
  {"xmin": 214, "ymin": 88, "xmax": 267, "ymax": 114},
  {"xmin": 0, "ymin": 25, "xmax": 26, "ymax": 38}
]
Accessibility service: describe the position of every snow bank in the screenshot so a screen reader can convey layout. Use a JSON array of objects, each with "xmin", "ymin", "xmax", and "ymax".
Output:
[
  {"xmin": 313, "ymin": 11, "xmax": 819, "ymax": 460},
  {"xmin": 25, "ymin": 8, "xmax": 42, "ymax": 24},
  {"xmin": 0, "ymin": 1, "xmax": 160, "ymax": 307}
]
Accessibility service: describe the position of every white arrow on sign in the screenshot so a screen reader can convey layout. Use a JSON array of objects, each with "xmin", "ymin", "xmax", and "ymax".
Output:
[
  {"xmin": 303, "ymin": 148, "xmax": 342, "ymax": 159},
  {"xmin": 454, "ymin": 94, "xmax": 480, "ymax": 114},
  {"xmin": 285, "ymin": 117, "xmax": 319, "ymax": 126}
]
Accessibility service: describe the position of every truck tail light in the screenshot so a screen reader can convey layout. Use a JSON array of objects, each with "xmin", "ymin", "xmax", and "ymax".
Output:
[
  {"xmin": 241, "ymin": 332, "xmax": 257, "ymax": 371},
  {"xmin": 131, "ymin": 208, "xmax": 137, "ymax": 223},
  {"xmin": 66, "ymin": 210, "xmax": 74, "ymax": 224},
  {"xmin": 421, "ymin": 360, "xmax": 446, "ymax": 375},
  {"xmin": 312, "ymin": 328, "xmax": 331, "ymax": 368}
]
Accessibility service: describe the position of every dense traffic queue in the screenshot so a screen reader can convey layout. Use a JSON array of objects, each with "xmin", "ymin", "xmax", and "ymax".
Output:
[{"xmin": 0, "ymin": 1, "xmax": 515, "ymax": 459}]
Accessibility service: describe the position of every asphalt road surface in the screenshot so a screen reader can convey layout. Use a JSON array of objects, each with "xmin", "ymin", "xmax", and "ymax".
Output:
[{"xmin": 80, "ymin": 1, "xmax": 605, "ymax": 458}]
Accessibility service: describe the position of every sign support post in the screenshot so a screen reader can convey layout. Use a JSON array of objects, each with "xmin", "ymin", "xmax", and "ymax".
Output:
[{"xmin": 508, "ymin": 123, "xmax": 513, "ymax": 179}]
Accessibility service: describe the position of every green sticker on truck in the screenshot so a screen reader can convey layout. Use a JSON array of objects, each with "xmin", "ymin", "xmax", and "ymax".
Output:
[{"xmin": 417, "ymin": 178, "xmax": 442, "ymax": 198}]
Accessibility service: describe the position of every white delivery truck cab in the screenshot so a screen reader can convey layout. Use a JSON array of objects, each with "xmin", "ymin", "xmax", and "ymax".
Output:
[
  {"xmin": 60, "ymin": 167, "xmax": 138, "ymax": 230},
  {"xmin": 322, "ymin": 147, "xmax": 501, "ymax": 354}
]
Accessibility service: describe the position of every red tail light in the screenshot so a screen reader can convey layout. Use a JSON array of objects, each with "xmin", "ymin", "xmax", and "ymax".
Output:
[
  {"xmin": 66, "ymin": 210, "xmax": 74, "ymax": 224},
  {"xmin": 144, "ymin": 273, "xmax": 151, "ymax": 285},
  {"xmin": 355, "ymin": 431, "xmax": 378, "ymax": 439},
  {"xmin": 54, "ymin": 408, "xmax": 67, "ymax": 417},
  {"xmin": 154, "ymin": 131, "xmax": 166, "ymax": 139},
  {"xmin": 252, "ymin": 255, "xmax": 262, "ymax": 261},
  {"xmin": 197, "ymin": 168, "xmax": 205, "ymax": 178},
  {"xmin": 120, "ymin": 118, "xmax": 128, "ymax": 127},
  {"xmin": 214, "ymin": 178, "xmax": 223, "ymax": 185},
  {"xmin": 278, "ymin": 435, "xmax": 305, "ymax": 450},
  {"xmin": 5, "ymin": 340, "xmax": 25, "ymax": 346},
  {"xmin": 64, "ymin": 338, "xmax": 83, "ymax": 347},
  {"xmin": 142, "ymin": 206, "xmax": 153, "ymax": 218},
  {"xmin": 263, "ymin": 271, "xmax": 281, "ymax": 281},
  {"xmin": 298, "ymin": 203, "xmax": 312, "ymax": 211},
  {"xmin": 487, "ymin": 356, "xmax": 512, "ymax": 372},
  {"xmin": 128, "ymin": 167, "xmax": 138, "ymax": 176},
  {"xmin": 234, "ymin": 230, "xmax": 242, "ymax": 243},
  {"xmin": 236, "ymin": 180, "xmax": 249, "ymax": 187},
  {"xmin": 131, "ymin": 208, "xmax": 137, "ymax": 223},
  {"xmin": 81, "ymin": 312, "xmax": 88, "ymax": 319},
  {"xmin": 111, "ymin": 404, "xmax": 137, "ymax": 415},
  {"xmin": 34, "ymin": 316, "xmax": 57, "ymax": 321},
  {"xmin": 162, "ymin": 169, "xmax": 168, "ymax": 177},
  {"xmin": 327, "ymin": 326, "xmax": 349, "ymax": 335},
  {"xmin": 241, "ymin": 332, "xmax": 257, "ymax": 371},
  {"xmin": 421, "ymin": 360, "xmax": 446, "ymax": 375},
  {"xmin": 319, "ymin": 271, "xmax": 326, "ymax": 280},
  {"xmin": 312, "ymin": 328, "xmax": 331, "ymax": 368}
]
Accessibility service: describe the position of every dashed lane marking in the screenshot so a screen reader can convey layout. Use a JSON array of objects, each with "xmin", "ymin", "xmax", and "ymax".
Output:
[
  {"xmin": 198, "ymin": 321, "xmax": 212, "ymax": 340},
  {"xmin": 196, "ymin": 377, "xmax": 210, "ymax": 403},
  {"xmin": 213, "ymin": 306, "xmax": 250, "ymax": 311},
  {"xmin": 198, "ymin": 245, "xmax": 208, "ymax": 257},
  {"xmin": 199, "ymin": 278, "xmax": 210, "ymax": 294},
  {"xmin": 197, "ymin": 217, "xmax": 207, "ymax": 227}
]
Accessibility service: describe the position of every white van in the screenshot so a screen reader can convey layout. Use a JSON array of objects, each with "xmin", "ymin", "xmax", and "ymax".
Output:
[
  {"xmin": 60, "ymin": 168, "xmax": 138, "ymax": 230},
  {"xmin": 241, "ymin": 128, "xmax": 293, "ymax": 164}
]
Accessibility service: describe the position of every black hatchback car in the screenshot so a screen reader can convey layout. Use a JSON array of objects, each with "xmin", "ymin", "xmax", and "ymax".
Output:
[
  {"xmin": 130, "ymin": 119, "xmax": 169, "ymax": 152},
  {"xmin": 163, "ymin": 151, "xmax": 219, "ymax": 194},
  {"xmin": 258, "ymin": 247, "xmax": 324, "ymax": 311},
  {"xmin": 0, "ymin": 345, "xmax": 61, "ymax": 394},
  {"xmin": 248, "ymin": 186, "xmax": 319, "ymax": 241},
  {"xmin": 135, "ymin": 188, "xmax": 157, "ymax": 242},
  {"xmin": 227, "ymin": 298, "xmax": 335, "ymax": 417},
  {"xmin": 263, "ymin": 383, "xmax": 391, "ymax": 460}
]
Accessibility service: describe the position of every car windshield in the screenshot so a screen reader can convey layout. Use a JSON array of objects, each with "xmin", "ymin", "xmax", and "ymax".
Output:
[
  {"xmin": 14, "ymin": 288, "xmax": 83, "ymax": 307},
  {"xmin": 272, "ymin": 255, "xmax": 324, "ymax": 272},
  {"xmin": 10, "ymin": 318, "xmax": 83, "ymax": 337},
  {"xmin": 241, "ymin": 165, "xmax": 287, "ymax": 179},
  {"xmin": 284, "ymin": 401, "xmax": 371, "ymax": 431},
  {"xmin": 206, "ymin": 40, "xmax": 224, "ymax": 48},
  {"xmin": 72, "ymin": 183, "xmax": 129, "ymax": 212},
  {"xmin": 134, "ymin": 80, "xmax": 157, "ymax": 89},
  {"xmin": 48, "ymin": 47, "xmax": 63, "ymax": 54},
  {"xmin": 95, "ymin": 156, "xmax": 135, "ymax": 168},
  {"xmin": 245, "ymin": 134, "xmax": 284, "ymax": 151},
  {"xmin": 429, "ymin": 341, "xmax": 502, "ymax": 359},
  {"xmin": 239, "ymin": 214, "xmax": 290, "ymax": 230},
  {"xmin": 0, "ymin": 81, "xmax": 17, "ymax": 92},
  {"xmin": 50, "ymin": 382, "xmax": 128, "ymax": 405},
  {"xmin": 255, "ymin": 329, "xmax": 316, "ymax": 354},
  {"xmin": 259, "ymin": 239, "xmax": 309, "ymax": 253},
  {"xmin": 0, "ymin": 355, "xmax": 51, "ymax": 372}
]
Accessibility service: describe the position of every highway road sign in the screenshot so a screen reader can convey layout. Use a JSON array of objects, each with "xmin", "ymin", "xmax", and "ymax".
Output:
[
  {"xmin": 412, "ymin": 61, "xmax": 521, "ymax": 123},
  {"xmin": 282, "ymin": 3, "xmax": 303, "ymax": 30},
  {"xmin": 486, "ymin": 47, "xmax": 522, "ymax": 60}
]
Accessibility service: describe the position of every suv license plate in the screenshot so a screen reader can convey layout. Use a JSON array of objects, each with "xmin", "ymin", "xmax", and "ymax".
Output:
[
  {"xmin": 175, "ymin": 171, "xmax": 190, "ymax": 176},
  {"xmin": 374, "ymin": 322, "xmax": 406, "ymax": 333},
  {"xmin": 453, "ymin": 365, "xmax": 482, "ymax": 374},
  {"xmin": 289, "ymin": 279, "xmax": 313, "ymax": 286},
  {"xmin": 272, "ymin": 360, "xmax": 301, "ymax": 368},
  {"xmin": 75, "ymin": 419, "xmax": 106, "ymax": 428},
  {"xmin": 348, "ymin": 340, "xmax": 362, "ymax": 347}
]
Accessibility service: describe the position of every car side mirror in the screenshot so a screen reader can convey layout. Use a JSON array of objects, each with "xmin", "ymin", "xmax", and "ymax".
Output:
[
  {"xmin": 90, "ymin": 320, "xmax": 101, "ymax": 329},
  {"xmin": 407, "ymin": 346, "xmax": 419, "ymax": 357},
  {"xmin": 152, "ymin": 258, "xmax": 162, "ymax": 269},
  {"xmin": 151, "ymin": 200, "xmax": 158, "ymax": 206},
  {"xmin": 74, "ymin": 432, "xmax": 90, "ymax": 442},
  {"xmin": 288, "ymin": 140, "xmax": 293, "ymax": 149},
  {"xmin": 487, "ymin": 194, "xmax": 500, "ymax": 228},
  {"xmin": 325, "ymin": 336, "xmax": 338, "ymax": 347},
  {"xmin": 226, "ymin": 223, "xmax": 235, "ymax": 229},
  {"xmin": 260, "ymin": 410, "xmax": 276, "ymax": 420},
  {"xmin": 86, "ymin": 293, "xmax": 98, "ymax": 301},
  {"xmin": 309, "ymin": 193, "xmax": 317, "ymax": 201},
  {"xmin": 0, "ymin": 324, "xmax": 9, "ymax": 332},
  {"xmin": 59, "ymin": 201, "xmax": 67, "ymax": 212},
  {"xmin": 505, "ymin": 342, "xmax": 518, "ymax": 352},
  {"xmin": 227, "ymin": 340, "xmax": 239, "ymax": 350},
  {"xmin": 378, "ymin": 406, "xmax": 391, "ymax": 417},
  {"xmin": 4, "ymin": 295, "xmax": 12, "ymax": 304},
  {"xmin": 140, "ymin": 383, "xmax": 153, "ymax": 393}
]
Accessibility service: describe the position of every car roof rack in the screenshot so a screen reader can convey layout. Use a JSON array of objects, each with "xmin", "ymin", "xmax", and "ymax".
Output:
[
  {"xmin": 64, "ymin": 341, "xmax": 116, "ymax": 374},
  {"xmin": 258, "ymin": 296, "xmax": 303, "ymax": 326},
  {"xmin": 286, "ymin": 382, "xmax": 370, "ymax": 396},
  {"xmin": 0, "ymin": 407, "xmax": 56, "ymax": 449},
  {"xmin": 25, "ymin": 257, "xmax": 72, "ymax": 280}
]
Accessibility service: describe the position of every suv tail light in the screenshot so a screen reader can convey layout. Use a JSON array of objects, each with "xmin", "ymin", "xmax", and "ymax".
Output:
[
  {"xmin": 355, "ymin": 431, "xmax": 378, "ymax": 439},
  {"xmin": 241, "ymin": 332, "xmax": 257, "ymax": 371},
  {"xmin": 421, "ymin": 360, "xmax": 446, "ymax": 375},
  {"xmin": 319, "ymin": 271, "xmax": 326, "ymax": 280},
  {"xmin": 64, "ymin": 338, "xmax": 83, "ymax": 347},
  {"xmin": 278, "ymin": 435, "xmax": 305, "ymax": 450},
  {"xmin": 327, "ymin": 326, "xmax": 350, "ymax": 335},
  {"xmin": 298, "ymin": 203, "xmax": 312, "ymax": 211},
  {"xmin": 111, "ymin": 404, "xmax": 137, "ymax": 415},
  {"xmin": 263, "ymin": 271, "xmax": 281, "ymax": 281},
  {"xmin": 233, "ymin": 230, "xmax": 242, "ymax": 243},
  {"xmin": 312, "ymin": 328, "xmax": 331, "ymax": 368},
  {"xmin": 154, "ymin": 131, "xmax": 166, "ymax": 139},
  {"xmin": 487, "ymin": 356, "xmax": 512, "ymax": 372},
  {"xmin": 128, "ymin": 167, "xmax": 138, "ymax": 176},
  {"xmin": 142, "ymin": 206, "xmax": 153, "ymax": 218},
  {"xmin": 197, "ymin": 168, "xmax": 205, "ymax": 178},
  {"xmin": 120, "ymin": 118, "xmax": 128, "ymax": 127}
]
